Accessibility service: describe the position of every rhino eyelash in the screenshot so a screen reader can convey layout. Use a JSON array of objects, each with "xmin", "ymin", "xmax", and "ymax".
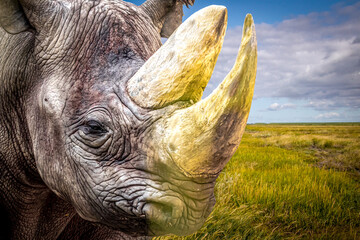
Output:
[{"xmin": 81, "ymin": 120, "xmax": 108, "ymax": 135}]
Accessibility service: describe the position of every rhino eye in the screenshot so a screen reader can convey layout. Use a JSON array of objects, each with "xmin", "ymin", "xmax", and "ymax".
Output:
[{"xmin": 82, "ymin": 120, "xmax": 107, "ymax": 135}]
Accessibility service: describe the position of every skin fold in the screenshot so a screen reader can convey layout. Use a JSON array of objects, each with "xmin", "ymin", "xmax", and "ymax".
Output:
[{"xmin": 0, "ymin": 0, "xmax": 256, "ymax": 239}]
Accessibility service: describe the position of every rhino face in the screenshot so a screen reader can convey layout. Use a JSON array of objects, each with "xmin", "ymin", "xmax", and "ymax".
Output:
[{"xmin": 4, "ymin": 0, "xmax": 256, "ymax": 237}]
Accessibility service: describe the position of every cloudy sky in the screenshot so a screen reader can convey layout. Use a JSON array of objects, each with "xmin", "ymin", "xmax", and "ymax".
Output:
[{"xmin": 129, "ymin": 0, "xmax": 360, "ymax": 123}]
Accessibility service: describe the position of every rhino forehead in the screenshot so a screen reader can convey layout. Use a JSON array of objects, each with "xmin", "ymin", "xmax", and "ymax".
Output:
[
  {"xmin": 37, "ymin": 1, "xmax": 160, "ymax": 121},
  {"xmin": 36, "ymin": 1, "xmax": 160, "ymax": 71}
]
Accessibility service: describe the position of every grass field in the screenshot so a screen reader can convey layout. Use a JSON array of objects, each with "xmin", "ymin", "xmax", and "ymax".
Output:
[{"xmin": 154, "ymin": 123, "xmax": 360, "ymax": 240}]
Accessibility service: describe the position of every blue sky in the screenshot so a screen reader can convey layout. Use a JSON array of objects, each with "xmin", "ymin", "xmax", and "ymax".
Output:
[
  {"xmin": 128, "ymin": 0, "xmax": 360, "ymax": 123},
  {"xmin": 182, "ymin": 0, "xmax": 360, "ymax": 26}
]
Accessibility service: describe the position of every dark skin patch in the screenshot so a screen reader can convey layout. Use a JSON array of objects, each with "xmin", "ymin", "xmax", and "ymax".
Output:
[{"xmin": 64, "ymin": 5, "xmax": 161, "ymax": 119}]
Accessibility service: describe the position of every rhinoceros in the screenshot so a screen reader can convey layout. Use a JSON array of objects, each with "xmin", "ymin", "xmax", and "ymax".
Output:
[{"xmin": 0, "ymin": 0, "xmax": 257, "ymax": 239}]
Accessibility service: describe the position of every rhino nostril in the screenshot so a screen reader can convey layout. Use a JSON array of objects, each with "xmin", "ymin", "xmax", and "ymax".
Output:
[
  {"xmin": 156, "ymin": 202, "xmax": 172, "ymax": 217},
  {"xmin": 144, "ymin": 202, "xmax": 173, "ymax": 219},
  {"xmin": 143, "ymin": 202, "xmax": 171, "ymax": 227},
  {"xmin": 152, "ymin": 203, "xmax": 173, "ymax": 217},
  {"xmin": 143, "ymin": 196, "xmax": 186, "ymax": 224}
]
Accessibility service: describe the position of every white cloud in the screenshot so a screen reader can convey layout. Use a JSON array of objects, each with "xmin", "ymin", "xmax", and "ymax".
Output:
[
  {"xmin": 269, "ymin": 103, "xmax": 281, "ymax": 111},
  {"xmin": 268, "ymin": 103, "xmax": 296, "ymax": 111},
  {"xmin": 206, "ymin": 2, "xmax": 360, "ymax": 111},
  {"xmin": 305, "ymin": 100, "xmax": 339, "ymax": 111},
  {"xmin": 315, "ymin": 112, "xmax": 340, "ymax": 119}
]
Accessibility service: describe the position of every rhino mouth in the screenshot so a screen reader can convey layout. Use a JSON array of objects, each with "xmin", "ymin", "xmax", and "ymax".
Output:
[
  {"xmin": 125, "ymin": 5, "xmax": 257, "ymax": 236},
  {"xmin": 142, "ymin": 191, "xmax": 213, "ymax": 236},
  {"xmin": 137, "ymin": 170, "xmax": 217, "ymax": 236}
]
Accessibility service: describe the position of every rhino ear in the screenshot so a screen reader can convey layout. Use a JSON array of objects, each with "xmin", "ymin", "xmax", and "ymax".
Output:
[
  {"xmin": 141, "ymin": 0, "xmax": 195, "ymax": 38},
  {"xmin": 0, "ymin": 0, "xmax": 32, "ymax": 34},
  {"xmin": 160, "ymin": 0, "xmax": 184, "ymax": 38},
  {"xmin": 0, "ymin": 0, "xmax": 56, "ymax": 34}
]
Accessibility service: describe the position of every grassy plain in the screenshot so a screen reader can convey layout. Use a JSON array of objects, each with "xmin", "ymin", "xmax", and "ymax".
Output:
[{"xmin": 154, "ymin": 123, "xmax": 360, "ymax": 240}]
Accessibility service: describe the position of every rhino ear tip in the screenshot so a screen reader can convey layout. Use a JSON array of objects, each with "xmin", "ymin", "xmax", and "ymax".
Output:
[
  {"xmin": 1, "ymin": 21, "xmax": 31, "ymax": 34},
  {"xmin": 0, "ymin": 2, "xmax": 32, "ymax": 34}
]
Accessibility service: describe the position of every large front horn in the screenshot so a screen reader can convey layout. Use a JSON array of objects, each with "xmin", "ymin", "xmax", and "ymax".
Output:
[
  {"xmin": 0, "ymin": 0, "xmax": 31, "ymax": 34},
  {"xmin": 0, "ymin": 0, "xmax": 56, "ymax": 34},
  {"xmin": 128, "ymin": 6, "xmax": 257, "ymax": 177},
  {"xmin": 128, "ymin": 5, "xmax": 227, "ymax": 109}
]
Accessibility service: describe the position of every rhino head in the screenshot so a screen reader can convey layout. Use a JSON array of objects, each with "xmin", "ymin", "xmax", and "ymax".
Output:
[{"xmin": 1, "ymin": 0, "xmax": 256, "ymax": 237}]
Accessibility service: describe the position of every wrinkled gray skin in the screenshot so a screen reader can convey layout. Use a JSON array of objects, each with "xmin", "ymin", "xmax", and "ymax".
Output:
[{"xmin": 0, "ymin": 0, "xmax": 220, "ymax": 239}]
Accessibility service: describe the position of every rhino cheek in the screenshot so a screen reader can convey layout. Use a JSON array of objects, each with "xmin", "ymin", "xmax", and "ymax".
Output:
[{"xmin": 63, "ymin": 160, "xmax": 151, "ymax": 234}]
